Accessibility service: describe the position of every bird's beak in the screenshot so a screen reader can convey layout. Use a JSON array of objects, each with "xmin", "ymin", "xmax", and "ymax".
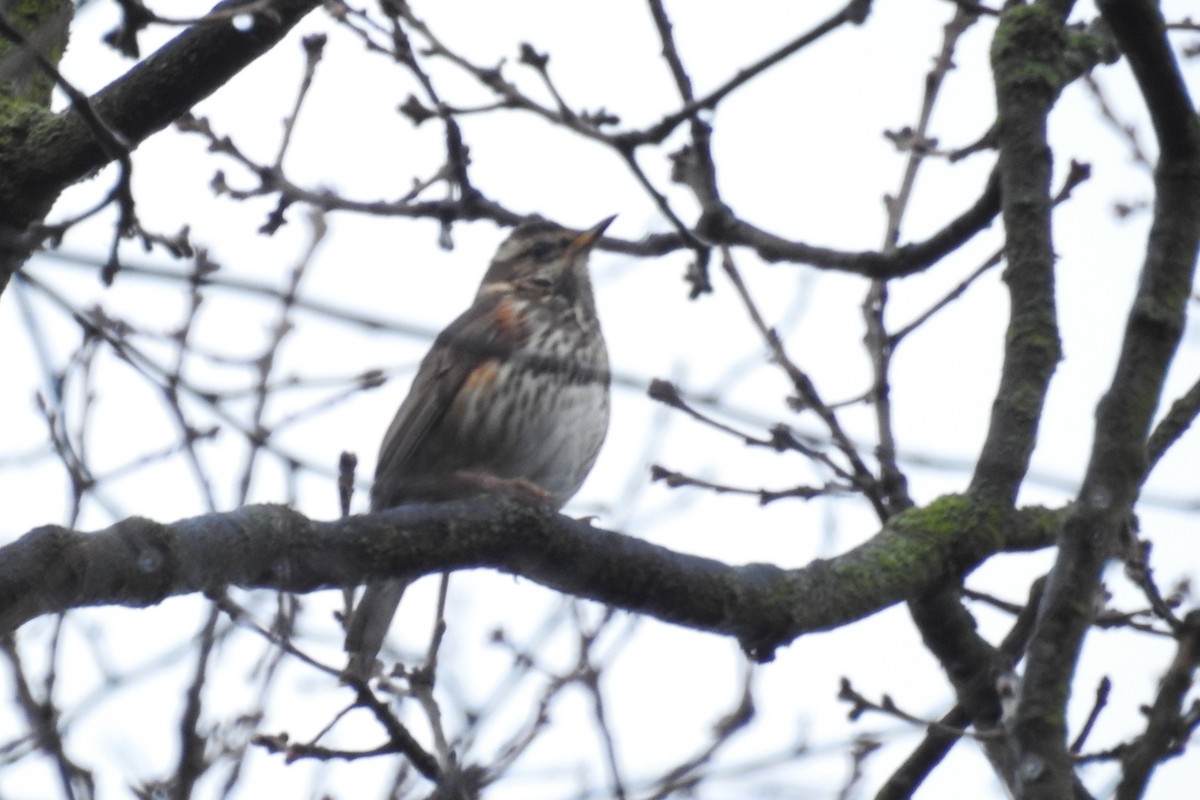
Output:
[{"xmin": 570, "ymin": 215, "xmax": 617, "ymax": 252}]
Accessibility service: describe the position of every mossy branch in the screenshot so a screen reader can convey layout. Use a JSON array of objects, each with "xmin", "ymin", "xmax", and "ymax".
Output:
[{"xmin": 0, "ymin": 494, "xmax": 1062, "ymax": 662}]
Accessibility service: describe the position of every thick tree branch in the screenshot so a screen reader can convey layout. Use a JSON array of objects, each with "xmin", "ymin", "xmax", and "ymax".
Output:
[
  {"xmin": 0, "ymin": 0, "xmax": 320, "ymax": 246},
  {"xmin": 1015, "ymin": 2, "xmax": 1200, "ymax": 797},
  {"xmin": 877, "ymin": 577, "xmax": 1046, "ymax": 800},
  {"xmin": 0, "ymin": 495, "xmax": 1061, "ymax": 663},
  {"xmin": 970, "ymin": 5, "xmax": 1064, "ymax": 506}
]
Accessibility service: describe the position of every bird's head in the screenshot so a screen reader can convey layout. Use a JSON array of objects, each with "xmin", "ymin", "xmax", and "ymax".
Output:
[{"xmin": 478, "ymin": 216, "xmax": 615, "ymax": 304}]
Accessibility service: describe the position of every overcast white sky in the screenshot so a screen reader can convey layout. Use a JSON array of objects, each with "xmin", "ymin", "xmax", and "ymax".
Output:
[{"xmin": 1, "ymin": 2, "xmax": 1198, "ymax": 798}]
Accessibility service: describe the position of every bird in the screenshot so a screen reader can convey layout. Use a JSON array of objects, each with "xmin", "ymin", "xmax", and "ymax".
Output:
[{"xmin": 344, "ymin": 216, "xmax": 614, "ymax": 680}]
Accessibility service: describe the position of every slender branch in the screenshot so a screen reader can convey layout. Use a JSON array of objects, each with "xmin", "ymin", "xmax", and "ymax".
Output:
[
  {"xmin": 1146, "ymin": 375, "xmax": 1200, "ymax": 471},
  {"xmin": 720, "ymin": 248, "xmax": 888, "ymax": 517},
  {"xmin": 625, "ymin": 0, "xmax": 871, "ymax": 147},
  {"xmin": 1115, "ymin": 612, "xmax": 1200, "ymax": 799}
]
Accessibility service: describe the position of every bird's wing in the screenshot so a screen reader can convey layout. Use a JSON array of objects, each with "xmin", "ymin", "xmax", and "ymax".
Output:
[{"xmin": 370, "ymin": 292, "xmax": 526, "ymax": 509}]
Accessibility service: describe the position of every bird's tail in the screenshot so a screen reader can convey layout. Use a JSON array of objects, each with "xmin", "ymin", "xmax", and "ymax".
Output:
[{"xmin": 344, "ymin": 578, "xmax": 408, "ymax": 680}]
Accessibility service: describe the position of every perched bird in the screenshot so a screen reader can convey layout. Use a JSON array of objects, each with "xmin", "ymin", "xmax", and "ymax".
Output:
[{"xmin": 344, "ymin": 217, "xmax": 614, "ymax": 679}]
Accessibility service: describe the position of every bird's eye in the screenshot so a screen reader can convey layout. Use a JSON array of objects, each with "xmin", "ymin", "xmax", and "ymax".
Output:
[
  {"xmin": 528, "ymin": 276, "xmax": 554, "ymax": 290},
  {"xmin": 526, "ymin": 241, "xmax": 558, "ymax": 261}
]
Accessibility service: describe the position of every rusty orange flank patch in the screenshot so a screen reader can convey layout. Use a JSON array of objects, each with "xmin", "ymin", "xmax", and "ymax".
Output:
[{"xmin": 462, "ymin": 359, "xmax": 502, "ymax": 392}]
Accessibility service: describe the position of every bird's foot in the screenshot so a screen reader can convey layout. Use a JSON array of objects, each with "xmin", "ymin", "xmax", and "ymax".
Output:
[{"xmin": 451, "ymin": 471, "xmax": 555, "ymax": 508}]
